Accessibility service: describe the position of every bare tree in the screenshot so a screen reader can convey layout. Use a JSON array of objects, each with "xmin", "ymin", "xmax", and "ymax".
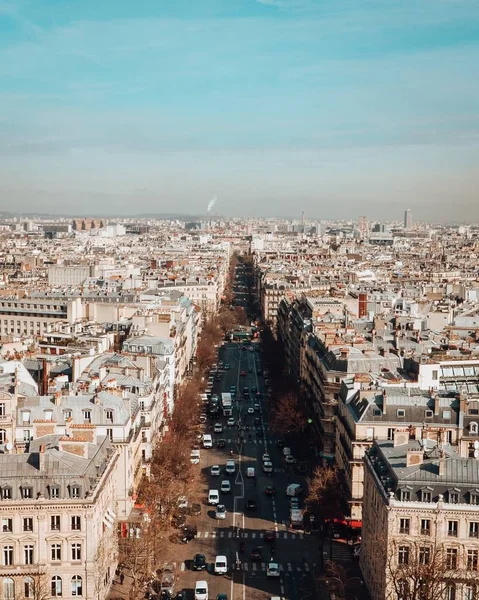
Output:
[
  {"xmin": 317, "ymin": 561, "xmax": 364, "ymax": 600},
  {"xmin": 306, "ymin": 466, "xmax": 343, "ymax": 521},
  {"xmin": 93, "ymin": 528, "xmax": 119, "ymax": 600},
  {"xmin": 270, "ymin": 390, "xmax": 306, "ymax": 436},
  {"xmin": 17, "ymin": 572, "xmax": 50, "ymax": 600}
]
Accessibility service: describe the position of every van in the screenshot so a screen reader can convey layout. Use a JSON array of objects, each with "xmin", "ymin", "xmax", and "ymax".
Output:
[
  {"xmin": 202, "ymin": 434, "xmax": 212, "ymax": 449},
  {"xmin": 190, "ymin": 449, "xmax": 200, "ymax": 464},
  {"xmin": 225, "ymin": 459, "xmax": 236, "ymax": 474},
  {"xmin": 208, "ymin": 489, "xmax": 220, "ymax": 505},
  {"xmin": 214, "ymin": 555, "xmax": 228, "ymax": 575},
  {"xmin": 286, "ymin": 483, "xmax": 303, "ymax": 497},
  {"xmin": 283, "ymin": 447, "xmax": 292, "ymax": 457},
  {"xmin": 194, "ymin": 580, "xmax": 208, "ymax": 600}
]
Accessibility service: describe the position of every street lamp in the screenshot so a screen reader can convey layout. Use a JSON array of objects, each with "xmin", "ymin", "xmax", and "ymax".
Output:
[{"xmin": 325, "ymin": 576, "xmax": 363, "ymax": 600}]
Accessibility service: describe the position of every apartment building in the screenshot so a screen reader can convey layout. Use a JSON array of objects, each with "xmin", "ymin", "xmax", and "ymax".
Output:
[
  {"xmin": 362, "ymin": 438, "xmax": 479, "ymax": 600},
  {"xmin": 0, "ymin": 434, "xmax": 118, "ymax": 600}
]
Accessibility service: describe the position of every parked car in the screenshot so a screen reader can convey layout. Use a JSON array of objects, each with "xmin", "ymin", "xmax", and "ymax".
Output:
[
  {"xmin": 220, "ymin": 480, "xmax": 231, "ymax": 493},
  {"xmin": 211, "ymin": 465, "xmax": 221, "ymax": 476},
  {"xmin": 266, "ymin": 562, "xmax": 281, "ymax": 577},
  {"xmin": 216, "ymin": 438, "xmax": 226, "ymax": 449},
  {"xmin": 263, "ymin": 461, "xmax": 273, "ymax": 473},
  {"xmin": 262, "ymin": 453, "xmax": 271, "ymax": 462},
  {"xmin": 215, "ymin": 504, "xmax": 227, "ymax": 520},
  {"xmin": 284, "ymin": 455, "xmax": 295, "ymax": 465},
  {"xmin": 214, "ymin": 423, "xmax": 223, "ymax": 433},
  {"xmin": 194, "ymin": 581, "xmax": 208, "ymax": 600},
  {"xmin": 192, "ymin": 554, "xmax": 207, "ymax": 571},
  {"xmin": 264, "ymin": 530, "xmax": 276, "ymax": 543},
  {"xmin": 208, "ymin": 490, "xmax": 220, "ymax": 505}
]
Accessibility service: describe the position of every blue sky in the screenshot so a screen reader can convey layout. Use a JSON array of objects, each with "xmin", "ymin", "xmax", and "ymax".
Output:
[{"xmin": 0, "ymin": 0, "xmax": 478, "ymax": 221}]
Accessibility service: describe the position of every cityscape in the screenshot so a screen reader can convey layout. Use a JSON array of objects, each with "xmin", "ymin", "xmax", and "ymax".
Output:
[{"xmin": 1, "ymin": 1, "xmax": 479, "ymax": 600}]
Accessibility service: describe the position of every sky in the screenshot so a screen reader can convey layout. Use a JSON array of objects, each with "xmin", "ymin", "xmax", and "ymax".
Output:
[{"xmin": 0, "ymin": 0, "xmax": 478, "ymax": 221}]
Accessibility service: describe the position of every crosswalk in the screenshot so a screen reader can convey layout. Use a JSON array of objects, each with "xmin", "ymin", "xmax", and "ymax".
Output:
[
  {"xmin": 176, "ymin": 561, "xmax": 316, "ymax": 573},
  {"xmin": 195, "ymin": 530, "xmax": 304, "ymax": 540}
]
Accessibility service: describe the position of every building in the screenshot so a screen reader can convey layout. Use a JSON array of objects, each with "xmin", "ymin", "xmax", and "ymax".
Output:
[
  {"xmin": 362, "ymin": 438, "xmax": 479, "ymax": 600},
  {"xmin": 404, "ymin": 209, "xmax": 412, "ymax": 230},
  {"xmin": 0, "ymin": 434, "xmax": 119, "ymax": 600}
]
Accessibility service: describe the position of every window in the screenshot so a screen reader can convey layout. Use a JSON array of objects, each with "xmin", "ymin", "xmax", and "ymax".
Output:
[
  {"xmin": 3, "ymin": 578, "xmax": 14, "ymax": 600},
  {"xmin": 24, "ymin": 544, "xmax": 34, "ymax": 565},
  {"xmin": 71, "ymin": 516, "xmax": 81, "ymax": 531},
  {"xmin": 470, "ymin": 522, "xmax": 479, "ymax": 538},
  {"xmin": 71, "ymin": 543, "xmax": 81, "ymax": 561},
  {"xmin": 421, "ymin": 490, "xmax": 432, "ymax": 502},
  {"xmin": 471, "ymin": 493, "xmax": 479, "ymax": 505},
  {"xmin": 70, "ymin": 486, "xmax": 80, "ymax": 499},
  {"xmin": 50, "ymin": 486, "xmax": 60, "ymax": 499},
  {"xmin": 0, "ymin": 429, "xmax": 5, "ymax": 443},
  {"xmin": 446, "ymin": 548, "xmax": 458, "ymax": 569},
  {"xmin": 21, "ymin": 486, "xmax": 33, "ymax": 499},
  {"xmin": 24, "ymin": 577, "xmax": 34, "ymax": 598},
  {"xmin": 446, "ymin": 583, "xmax": 456, "ymax": 600},
  {"xmin": 82, "ymin": 410, "xmax": 91, "ymax": 423},
  {"xmin": 51, "ymin": 576, "xmax": 62, "ymax": 597},
  {"xmin": 51, "ymin": 515, "xmax": 61, "ymax": 531},
  {"xmin": 432, "ymin": 370, "xmax": 438, "ymax": 380},
  {"xmin": 401, "ymin": 490, "xmax": 411, "ymax": 501},
  {"xmin": 465, "ymin": 585, "xmax": 478, "ymax": 600},
  {"xmin": 22, "ymin": 411, "xmax": 31, "ymax": 424},
  {"xmin": 443, "ymin": 410, "xmax": 451, "ymax": 419},
  {"xmin": 397, "ymin": 409, "xmax": 405, "ymax": 417},
  {"xmin": 106, "ymin": 428, "xmax": 113, "ymax": 441},
  {"xmin": 23, "ymin": 429, "xmax": 30, "ymax": 442},
  {"xmin": 23, "ymin": 517, "xmax": 33, "ymax": 532},
  {"xmin": 71, "ymin": 576, "xmax": 83, "ymax": 597},
  {"xmin": 425, "ymin": 410, "xmax": 433, "ymax": 418},
  {"xmin": 1, "ymin": 487, "xmax": 11, "ymax": 500},
  {"xmin": 419, "ymin": 546, "xmax": 431, "ymax": 565},
  {"xmin": 0, "ymin": 403, "xmax": 5, "ymax": 416},
  {"xmin": 3, "ymin": 545, "xmax": 14, "ymax": 566},
  {"xmin": 2, "ymin": 518, "xmax": 12, "ymax": 532},
  {"xmin": 64, "ymin": 410, "xmax": 72, "ymax": 420},
  {"xmin": 421, "ymin": 519, "xmax": 431, "ymax": 535},
  {"xmin": 51, "ymin": 543, "xmax": 61, "ymax": 562},
  {"xmin": 44, "ymin": 410, "xmax": 53, "ymax": 421},
  {"xmin": 398, "ymin": 580, "xmax": 409, "ymax": 600},
  {"xmin": 106, "ymin": 410, "xmax": 113, "ymax": 423},
  {"xmin": 449, "ymin": 491, "xmax": 459, "ymax": 504},
  {"xmin": 366, "ymin": 427, "xmax": 374, "ymax": 440},
  {"xmin": 398, "ymin": 546, "xmax": 409, "ymax": 565},
  {"xmin": 373, "ymin": 408, "xmax": 381, "ymax": 416},
  {"xmin": 399, "ymin": 518, "xmax": 410, "ymax": 534},
  {"xmin": 470, "ymin": 422, "xmax": 479, "ymax": 434},
  {"xmin": 467, "ymin": 549, "xmax": 479, "ymax": 571},
  {"xmin": 448, "ymin": 520, "xmax": 458, "ymax": 537}
]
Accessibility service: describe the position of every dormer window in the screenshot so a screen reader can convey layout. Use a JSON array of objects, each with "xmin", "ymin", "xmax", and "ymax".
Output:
[
  {"xmin": 470, "ymin": 422, "xmax": 478, "ymax": 435},
  {"xmin": 44, "ymin": 410, "xmax": 53, "ymax": 421},
  {"xmin": 421, "ymin": 489, "xmax": 433, "ymax": 502},
  {"xmin": 63, "ymin": 410, "xmax": 72, "ymax": 420},
  {"xmin": 21, "ymin": 486, "xmax": 33, "ymax": 499},
  {"xmin": 397, "ymin": 409, "xmax": 405, "ymax": 418},
  {"xmin": 400, "ymin": 489, "xmax": 411, "ymax": 501},
  {"xmin": 105, "ymin": 410, "xmax": 113, "ymax": 423},
  {"xmin": 22, "ymin": 411, "xmax": 31, "ymax": 424},
  {"xmin": 70, "ymin": 485, "xmax": 80, "ymax": 499},
  {"xmin": 449, "ymin": 490, "xmax": 460, "ymax": 504},
  {"xmin": 373, "ymin": 408, "xmax": 382, "ymax": 416},
  {"xmin": 425, "ymin": 410, "xmax": 433, "ymax": 418},
  {"xmin": 82, "ymin": 410, "xmax": 91, "ymax": 424}
]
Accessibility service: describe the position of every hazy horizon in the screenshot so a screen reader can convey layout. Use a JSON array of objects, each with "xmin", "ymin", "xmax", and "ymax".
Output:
[{"xmin": 1, "ymin": 0, "xmax": 478, "ymax": 221}]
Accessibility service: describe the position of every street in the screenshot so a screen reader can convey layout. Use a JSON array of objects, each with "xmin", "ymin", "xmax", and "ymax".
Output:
[{"xmin": 170, "ymin": 342, "xmax": 320, "ymax": 600}]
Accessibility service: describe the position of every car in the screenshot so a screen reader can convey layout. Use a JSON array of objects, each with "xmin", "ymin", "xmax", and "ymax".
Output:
[
  {"xmin": 225, "ymin": 364, "xmax": 231, "ymax": 370},
  {"xmin": 246, "ymin": 499, "xmax": 257, "ymax": 511},
  {"xmin": 216, "ymin": 438, "xmax": 226, "ymax": 449},
  {"xmin": 266, "ymin": 562, "xmax": 281, "ymax": 578},
  {"xmin": 289, "ymin": 497, "xmax": 300, "ymax": 509},
  {"xmin": 215, "ymin": 374, "xmax": 222, "ymax": 381},
  {"xmin": 263, "ymin": 461, "xmax": 273, "ymax": 473},
  {"xmin": 190, "ymin": 450, "xmax": 200, "ymax": 465},
  {"xmin": 216, "ymin": 595, "xmax": 228, "ymax": 600},
  {"xmin": 220, "ymin": 480, "xmax": 231, "ymax": 493},
  {"xmin": 194, "ymin": 581, "xmax": 208, "ymax": 600},
  {"xmin": 190, "ymin": 503, "xmax": 201, "ymax": 516},
  {"xmin": 227, "ymin": 417, "xmax": 235, "ymax": 427},
  {"xmin": 215, "ymin": 504, "xmax": 227, "ymax": 519},
  {"xmin": 265, "ymin": 485, "xmax": 276, "ymax": 496},
  {"xmin": 264, "ymin": 530, "xmax": 276, "ymax": 543},
  {"xmin": 284, "ymin": 455, "xmax": 295, "ymax": 464},
  {"xmin": 175, "ymin": 591, "xmax": 187, "ymax": 600},
  {"xmin": 214, "ymin": 555, "xmax": 228, "ymax": 575},
  {"xmin": 262, "ymin": 453, "xmax": 271, "ymax": 462},
  {"xmin": 286, "ymin": 484, "xmax": 303, "ymax": 497},
  {"xmin": 254, "ymin": 417, "xmax": 261, "ymax": 426},
  {"xmin": 226, "ymin": 459, "xmax": 236, "ymax": 474},
  {"xmin": 214, "ymin": 423, "xmax": 223, "ymax": 433},
  {"xmin": 254, "ymin": 403, "xmax": 260, "ymax": 411},
  {"xmin": 247, "ymin": 407, "xmax": 254, "ymax": 414},
  {"xmin": 199, "ymin": 414, "xmax": 207, "ymax": 424},
  {"xmin": 192, "ymin": 554, "xmax": 207, "ymax": 571},
  {"xmin": 250, "ymin": 547, "xmax": 263, "ymax": 562},
  {"xmin": 246, "ymin": 467, "xmax": 255, "ymax": 478},
  {"xmin": 240, "ymin": 370, "xmax": 246, "ymax": 376},
  {"xmin": 211, "ymin": 465, "xmax": 221, "ymax": 476},
  {"xmin": 208, "ymin": 490, "xmax": 220, "ymax": 505}
]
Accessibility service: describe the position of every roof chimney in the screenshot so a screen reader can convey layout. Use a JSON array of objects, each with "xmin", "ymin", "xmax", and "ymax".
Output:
[
  {"xmin": 438, "ymin": 452, "xmax": 446, "ymax": 477},
  {"xmin": 434, "ymin": 394, "xmax": 440, "ymax": 416},
  {"xmin": 39, "ymin": 445, "xmax": 45, "ymax": 472},
  {"xmin": 382, "ymin": 389, "xmax": 387, "ymax": 415},
  {"xmin": 406, "ymin": 449, "xmax": 423, "ymax": 468}
]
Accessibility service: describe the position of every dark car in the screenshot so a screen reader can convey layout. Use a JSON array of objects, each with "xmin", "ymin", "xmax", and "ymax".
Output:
[
  {"xmin": 250, "ymin": 548, "xmax": 262, "ymax": 562},
  {"xmin": 246, "ymin": 499, "xmax": 257, "ymax": 511},
  {"xmin": 264, "ymin": 530, "xmax": 276, "ymax": 543},
  {"xmin": 175, "ymin": 592, "xmax": 187, "ymax": 600},
  {"xmin": 192, "ymin": 553, "xmax": 207, "ymax": 571},
  {"xmin": 216, "ymin": 439, "xmax": 226, "ymax": 449},
  {"xmin": 265, "ymin": 485, "xmax": 276, "ymax": 496},
  {"xmin": 216, "ymin": 595, "xmax": 228, "ymax": 600},
  {"xmin": 190, "ymin": 503, "xmax": 201, "ymax": 516}
]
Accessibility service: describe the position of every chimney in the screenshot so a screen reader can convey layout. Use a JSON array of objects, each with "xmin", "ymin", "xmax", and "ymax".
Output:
[
  {"xmin": 438, "ymin": 452, "xmax": 446, "ymax": 477},
  {"xmin": 39, "ymin": 445, "xmax": 45, "ymax": 471},
  {"xmin": 339, "ymin": 347, "xmax": 349, "ymax": 360},
  {"xmin": 382, "ymin": 389, "xmax": 387, "ymax": 415},
  {"xmin": 406, "ymin": 449, "xmax": 424, "ymax": 467},
  {"xmin": 53, "ymin": 391, "xmax": 62, "ymax": 406},
  {"xmin": 434, "ymin": 394, "xmax": 440, "ymax": 416},
  {"xmin": 42, "ymin": 359, "xmax": 50, "ymax": 396}
]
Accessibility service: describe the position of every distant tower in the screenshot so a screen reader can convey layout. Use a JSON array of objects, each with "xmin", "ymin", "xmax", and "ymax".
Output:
[
  {"xmin": 404, "ymin": 209, "xmax": 412, "ymax": 229},
  {"xmin": 358, "ymin": 216, "xmax": 369, "ymax": 241}
]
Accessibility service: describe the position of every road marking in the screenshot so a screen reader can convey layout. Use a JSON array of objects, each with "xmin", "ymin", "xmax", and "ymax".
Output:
[
  {"xmin": 252, "ymin": 563, "xmax": 257, "ymax": 571},
  {"xmin": 228, "ymin": 532, "xmax": 232, "ymax": 538},
  {"xmin": 252, "ymin": 532, "xmax": 256, "ymax": 539},
  {"xmin": 204, "ymin": 532, "xmax": 209, "ymax": 538},
  {"xmin": 180, "ymin": 563, "xmax": 185, "ymax": 571}
]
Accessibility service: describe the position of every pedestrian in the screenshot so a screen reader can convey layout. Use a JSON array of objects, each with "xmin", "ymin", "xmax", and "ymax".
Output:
[{"xmin": 120, "ymin": 573, "xmax": 125, "ymax": 585}]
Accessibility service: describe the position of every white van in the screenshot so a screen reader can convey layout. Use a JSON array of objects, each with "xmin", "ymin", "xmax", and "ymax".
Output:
[
  {"xmin": 202, "ymin": 434, "xmax": 213, "ymax": 449},
  {"xmin": 208, "ymin": 489, "xmax": 220, "ymax": 505},
  {"xmin": 283, "ymin": 447, "xmax": 292, "ymax": 457},
  {"xmin": 194, "ymin": 580, "xmax": 208, "ymax": 600},
  {"xmin": 214, "ymin": 555, "xmax": 228, "ymax": 575},
  {"xmin": 286, "ymin": 483, "xmax": 303, "ymax": 497},
  {"xmin": 225, "ymin": 459, "xmax": 236, "ymax": 474},
  {"xmin": 190, "ymin": 449, "xmax": 200, "ymax": 464}
]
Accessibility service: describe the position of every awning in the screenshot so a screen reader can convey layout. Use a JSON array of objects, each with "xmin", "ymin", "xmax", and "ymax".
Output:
[{"xmin": 103, "ymin": 508, "xmax": 117, "ymax": 529}]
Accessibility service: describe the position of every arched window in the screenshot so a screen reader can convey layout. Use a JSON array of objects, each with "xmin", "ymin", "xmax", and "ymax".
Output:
[
  {"xmin": 51, "ymin": 576, "xmax": 62, "ymax": 597},
  {"xmin": 3, "ymin": 578, "xmax": 15, "ymax": 600},
  {"xmin": 465, "ymin": 584, "xmax": 477, "ymax": 600},
  {"xmin": 24, "ymin": 577, "xmax": 34, "ymax": 598},
  {"xmin": 398, "ymin": 579, "xmax": 409, "ymax": 600},
  {"xmin": 446, "ymin": 583, "xmax": 456, "ymax": 600},
  {"xmin": 71, "ymin": 575, "xmax": 83, "ymax": 597},
  {"xmin": 470, "ymin": 422, "xmax": 478, "ymax": 434}
]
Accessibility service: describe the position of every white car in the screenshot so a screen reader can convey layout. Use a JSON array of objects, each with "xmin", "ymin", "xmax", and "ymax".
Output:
[
  {"xmin": 246, "ymin": 467, "xmax": 255, "ymax": 478},
  {"xmin": 220, "ymin": 480, "xmax": 231, "ymax": 493},
  {"xmin": 285, "ymin": 455, "xmax": 295, "ymax": 465},
  {"xmin": 208, "ymin": 490, "xmax": 220, "ymax": 505},
  {"xmin": 211, "ymin": 465, "xmax": 221, "ymax": 476},
  {"xmin": 263, "ymin": 461, "xmax": 273, "ymax": 473},
  {"xmin": 266, "ymin": 562, "xmax": 281, "ymax": 577},
  {"xmin": 227, "ymin": 417, "xmax": 235, "ymax": 427},
  {"xmin": 214, "ymin": 555, "xmax": 228, "ymax": 575},
  {"xmin": 225, "ymin": 459, "xmax": 236, "ymax": 474},
  {"xmin": 215, "ymin": 504, "xmax": 227, "ymax": 519},
  {"xmin": 214, "ymin": 423, "xmax": 223, "ymax": 433},
  {"xmin": 247, "ymin": 407, "xmax": 254, "ymax": 414},
  {"xmin": 190, "ymin": 450, "xmax": 201, "ymax": 465},
  {"xmin": 195, "ymin": 580, "xmax": 208, "ymax": 600},
  {"xmin": 177, "ymin": 496, "xmax": 188, "ymax": 510},
  {"xmin": 254, "ymin": 403, "xmax": 260, "ymax": 411},
  {"xmin": 262, "ymin": 453, "xmax": 271, "ymax": 463}
]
